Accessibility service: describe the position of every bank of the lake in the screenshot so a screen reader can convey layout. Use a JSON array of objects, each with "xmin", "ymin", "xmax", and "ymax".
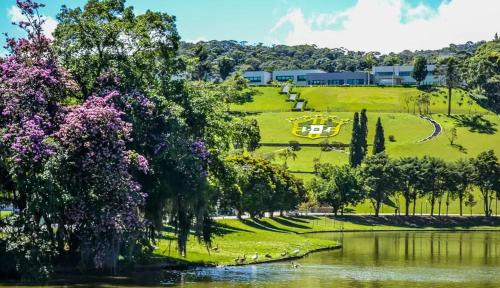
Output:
[{"xmin": 154, "ymin": 215, "xmax": 500, "ymax": 267}]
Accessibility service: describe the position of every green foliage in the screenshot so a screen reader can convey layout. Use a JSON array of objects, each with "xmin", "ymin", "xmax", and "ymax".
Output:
[
  {"xmin": 464, "ymin": 40, "xmax": 500, "ymax": 112},
  {"xmin": 373, "ymin": 117, "xmax": 386, "ymax": 154},
  {"xmin": 412, "ymin": 56, "xmax": 428, "ymax": 86},
  {"xmin": 310, "ymin": 164, "xmax": 364, "ymax": 215},
  {"xmin": 359, "ymin": 109, "xmax": 368, "ymax": 156},
  {"xmin": 226, "ymin": 156, "xmax": 305, "ymax": 218},
  {"xmin": 472, "ymin": 150, "xmax": 500, "ymax": 216},
  {"xmin": 361, "ymin": 153, "xmax": 399, "ymax": 216},
  {"xmin": 349, "ymin": 112, "xmax": 363, "ymax": 167}
]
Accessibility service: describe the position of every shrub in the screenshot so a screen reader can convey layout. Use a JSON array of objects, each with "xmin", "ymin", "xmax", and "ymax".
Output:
[
  {"xmin": 389, "ymin": 135, "xmax": 396, "ymax": 142},
  {"xmin": 289, "ymin": 141, "xmax": 301, "ymax": 151}
]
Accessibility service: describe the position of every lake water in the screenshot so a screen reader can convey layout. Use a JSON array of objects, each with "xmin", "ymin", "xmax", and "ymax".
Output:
[{"xmin": 3, "ymin": 231, "xmax": 500, "ymax": 287}]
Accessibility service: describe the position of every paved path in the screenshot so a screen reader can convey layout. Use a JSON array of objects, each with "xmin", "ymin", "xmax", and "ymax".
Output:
[{"xmin": 418, "ymin": 115, "xmax": 442, "ymax": 142}]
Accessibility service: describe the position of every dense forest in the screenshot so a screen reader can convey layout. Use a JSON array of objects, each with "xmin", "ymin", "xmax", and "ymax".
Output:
[{"xmin": 179, "ymin": 40, "xmax": 484, "ymax": 75}]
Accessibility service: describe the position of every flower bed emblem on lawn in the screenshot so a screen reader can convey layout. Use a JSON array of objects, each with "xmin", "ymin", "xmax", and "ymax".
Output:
[{"xmin": 288, "ymin": 115, "xmax": 349, "ymax": 139}]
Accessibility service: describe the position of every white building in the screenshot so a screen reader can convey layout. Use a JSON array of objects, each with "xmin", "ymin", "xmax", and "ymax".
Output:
[
  {"xmin": 273, "ymin": 69, "xmax": 325, "ymax": 86},
  {"xmin": 242, "ymin": 71, "xmax": 272, "ymax": 85},
  {"xmin": 372, "ymin": 65, "xmax": 443, "ymax": 85}
]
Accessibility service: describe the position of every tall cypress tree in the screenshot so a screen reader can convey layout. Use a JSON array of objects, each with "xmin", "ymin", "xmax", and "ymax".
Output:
[
  {"xmin": 373, "ymin": 117, "xmax": 385, "ymax": 154},
  {"xmin": 349, "ymin": 112, "xmax": 362, "ymax": 167},
  {"xmin": 359, "ymin": 109, "xmax": 368, "ymax": 157}
]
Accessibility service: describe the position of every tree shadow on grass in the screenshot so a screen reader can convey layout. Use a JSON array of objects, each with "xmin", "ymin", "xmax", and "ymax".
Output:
[
  {"xmin": 281, "ymin": 215, "xmax": 309, "ymax": 223},
  {"xmin": 328, "ymin": 215, "xmax": 500, "ymax": 229},
  {"xmin": 239, "ymin": 218, "xmax": 287, "ymax": 233},
  {"xmin": 214, "ymin": 222, "xmax": 254, "ymax": 236},
  {"xmin": 451, "ymin": 115, "xmax": 497, "ymax": 134},
  {"xmin": 272, "ymin": 217, "xmax": 311, "ymax": 230},
  {"xmin": 451, "ymin": 143, "xmax": 468, "ymax": 154}
]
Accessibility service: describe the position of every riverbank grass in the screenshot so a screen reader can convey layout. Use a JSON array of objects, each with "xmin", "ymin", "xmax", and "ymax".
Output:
[{"xmin": 155, "ymin": 217, "xmax": 340, "ymax": 266}]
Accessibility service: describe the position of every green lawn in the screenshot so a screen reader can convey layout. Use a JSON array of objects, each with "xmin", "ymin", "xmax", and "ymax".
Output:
[
  {"xmin": 155, "ymin": 216, "xmax": 500, "ymax": 266},
  {"xmin": 232, "ymin": 86, "xmax": 489, "ymax": 114},
  {"xmin": 155, "ymin": 218, "xmax": 340, "ymax": 266},
  {"xmin": 0, "ymin": 211, "xmax": 11, "ymax": 219}
]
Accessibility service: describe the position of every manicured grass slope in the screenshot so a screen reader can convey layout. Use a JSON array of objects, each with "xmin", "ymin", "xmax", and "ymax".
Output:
[
  {"xmin": 232, "ymin": 86, "xmax": 489, "ymax": 114},
  {"xmin": 156, "ymin": 216, "xmax": 500, "ymax": 265}
]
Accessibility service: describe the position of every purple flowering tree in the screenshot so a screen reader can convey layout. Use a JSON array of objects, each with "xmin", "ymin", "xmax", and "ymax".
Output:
[{"xmin": 54, "ymin": 91, "xmax": 147, "ymax": 272}]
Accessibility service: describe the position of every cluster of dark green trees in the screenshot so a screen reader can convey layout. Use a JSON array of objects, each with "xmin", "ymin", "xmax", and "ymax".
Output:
[
  {"xmin": 217, "ymin": 156, "xmax": 305, "ymax": 219},
  {"xmin": 311, "ymin": 151, "xmax": 500, "ymax": 217},
  {"xmin": 349, "ymin": 109, "xmax": 386, "ymax": 167}
]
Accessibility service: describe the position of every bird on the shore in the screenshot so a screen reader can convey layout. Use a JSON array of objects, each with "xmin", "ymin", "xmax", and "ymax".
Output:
[
  {"xmin": 251, "ymin": 253, "xmax": 259, "ymax": 262},
  {"xmin": 234, "ymin": 256, "xmax": 240, "ymax": 263},
  {"xmin": 280, "ymin": 250, "xmax": 289, "ymax": 257},
  {"xmin": 211, "ymin": 244, "xmax": 219, "ymax": 252},
  {"xmin": 291, "ymin": 261, "xmax": 301, "ymax": 269},
  {"xmin": 265, "ymin": 253, "xmax": 272, "ymax": 259},
  {"xmin": 292, "ymin": 248, "xmax": 300, "ymax": 256}
]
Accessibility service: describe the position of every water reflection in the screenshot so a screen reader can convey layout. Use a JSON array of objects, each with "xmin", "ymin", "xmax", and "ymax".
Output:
[{"xmin": 175, "ymin": 231, "xmax": 500, "ymax": 288}]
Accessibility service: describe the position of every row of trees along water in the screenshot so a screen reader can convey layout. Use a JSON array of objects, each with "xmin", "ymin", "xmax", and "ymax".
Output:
[{"xmin": 309, "ymin": 110, "xmax": 500, "ymax": 217}]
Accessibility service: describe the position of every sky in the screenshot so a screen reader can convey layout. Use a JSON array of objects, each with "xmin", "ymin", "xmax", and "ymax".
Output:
[{"xmin": 1, "ymin": 0, "xmax": 499, "ymax": 53}]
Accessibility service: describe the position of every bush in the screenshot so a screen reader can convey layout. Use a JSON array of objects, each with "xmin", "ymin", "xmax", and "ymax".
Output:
[
  {"xmin": 289, "ymin": 141, "xmax": 301, "ymax": 151},
  {"xmin": 389, "ymin": 135, "xmax": 396, "ymax": 142}
]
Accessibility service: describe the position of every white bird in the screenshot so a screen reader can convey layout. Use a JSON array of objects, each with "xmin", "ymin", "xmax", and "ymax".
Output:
[
  {"xmin": 251, "ymin": 253, "xmax": 259, "ymax": 262},
  {"xmin": 292, "ymin": 249, "xmax": 300, "ymax": 256}
]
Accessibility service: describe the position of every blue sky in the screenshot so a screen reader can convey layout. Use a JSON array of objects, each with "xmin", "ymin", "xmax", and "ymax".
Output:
[{"xmin": 1, "ymin": 0, "xmax": 499, "ymax": 53}]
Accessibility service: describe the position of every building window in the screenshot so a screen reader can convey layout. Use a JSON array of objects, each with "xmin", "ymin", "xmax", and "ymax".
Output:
[
  {"xmin": 346, "ymin": 79, "xmax": 365, "ymax": 85},
  {"xmin": 329, "ymin": 79, "xmax": 344, "ymax": 85},
  {"xmin": 245, "ymin": 76, "xmax": 262, "ymax": 83},
  {"xmin": 376, "ymin": 72, "xmax": 393, "ymax": 76},
  {"xmin": 276, "ymin": 76, "xmax": 294, "ymax": 82},
  {"xmin": 399, "ymin": 71, "xmax": 412, "ymax": 76},
  {"xmin": 297, "ymin": 75, "xmax": 307, "ymax": 82},
  {"xmin": 311, "ymin": 80, "xmax": 324, "ymax": 85}
]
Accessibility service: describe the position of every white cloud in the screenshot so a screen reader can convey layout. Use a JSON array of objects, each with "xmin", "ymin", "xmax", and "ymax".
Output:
[
  {"xmin": 271, "ymin": 0, "xmax": 500, "ymax": 53},
  {"xmin": 7, "ymin": 5, "xmax": 58, "ymax": 38},
  {"xmin": 185, "ymin": 36, "xmax": 208, "ymax": 43}
]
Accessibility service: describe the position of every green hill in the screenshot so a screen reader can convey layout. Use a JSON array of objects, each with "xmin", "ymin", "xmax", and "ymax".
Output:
[{"xmin": 232, "ymin": 86, "xmax": 500, "ymax": 215}]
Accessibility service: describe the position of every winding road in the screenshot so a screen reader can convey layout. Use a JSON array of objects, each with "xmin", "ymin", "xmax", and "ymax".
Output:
[{"xmin": 418, "ymin": 115, "xmax": 442, "ymax": 142}]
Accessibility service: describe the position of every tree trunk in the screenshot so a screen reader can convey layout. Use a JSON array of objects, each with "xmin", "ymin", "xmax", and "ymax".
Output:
[
  {"xmin": 405, "ymin": 196, "xmax": 410, "ymax": 216},
  {"xmin": 459, "ymin": 195, "xmax": 463, "ymax": 216},
  {"xmin": 447, "ymin": 86, "xmax": 452, "ymax": 116},
  {"xmin": 237, "ymin": 210, "xmax": 243, "ymax": 220},
  {"xmin": 430, "ymin": 197, "xmax": 435, "ymax": 216},
  {"xmin": 413, "ymin": 194, "xmax": 417, "ymax": 216},
  {"xmin": 375, "ymin": 201, "xmax": 381, "ymax": 217},
  {"xmin": 484, "ymin": 191, "xmax": 490, "ymax": 217},
  {"xmin": 280, "ymin": 210, "xmax": 284, "ymax": 217},
  {"xmin": 269, "ymin": 211, "xmax": 274, "ymax": 218},
  {"xmin": 438, "ymin": 198, "xmax": 442, "ymax": 216}
]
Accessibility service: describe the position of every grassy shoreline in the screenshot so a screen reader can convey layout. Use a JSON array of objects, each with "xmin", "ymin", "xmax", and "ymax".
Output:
[{"xmin": 154, "ymin": 215, "xmax": 500, "ymax": 267}]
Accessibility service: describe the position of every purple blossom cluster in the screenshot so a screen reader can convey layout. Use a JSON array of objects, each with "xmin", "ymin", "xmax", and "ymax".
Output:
[
  {"xmin": 57, "ymin": 91, "xmax": 147, "ymax": 268},
  {"xmin": 191, "ymin": 138, "xmax": 211, "ymax": 177}
]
